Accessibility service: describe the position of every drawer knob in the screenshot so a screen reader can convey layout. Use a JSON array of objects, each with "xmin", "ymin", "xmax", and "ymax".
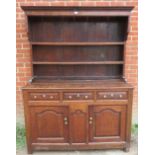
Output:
[
  {"xmin": 34, "ymin": 96, "xmax": 37, "ymax": 99},
  {"xmin": 120, "ymin": 94, "xmax": 123, "ymax": 98},
  {"xmin": 85, "ymin": 96, "xmax": 88, "ymax": 99},
  {"xmin": 111, "ymin": 93, "xmax": 114, "ymax": 97},
  {"xmin": 50, "ymin": 96, "xmax": 53, "ymax": 99},
  {"xmin": 69, "ymin": 96, "xmax": 72, "ymax": 99},
  {"xmin": 104, "ymin": 95, "xmax": 107, "ymax": 98},
  {"xmin": 77, "ymin": 93, "xmax": 80, "ymax": 97},
  {"xmin": 42, "ymin": 94, "xmax": 46, "ymax": 98},
  {"xmin": 74, "ymin": 11, "xmax": 78, "ymax": 15}
]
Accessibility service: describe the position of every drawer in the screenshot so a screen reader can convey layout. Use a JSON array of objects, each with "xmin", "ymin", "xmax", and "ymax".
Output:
[
  {"xmin": 30, "ymin": 92, "xmax": 59, "ymax": 100},
  {"xmin": 97, "ymin": 91, "xmax": 127, "ymax": 100},
  {"xmin": 63, "ymin": 92, "xmax": 93, "ymax": 100}
]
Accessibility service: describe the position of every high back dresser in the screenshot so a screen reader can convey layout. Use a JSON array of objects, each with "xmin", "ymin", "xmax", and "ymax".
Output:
[{"xmin": 22, "ymin": 6, "xmax": 134, "ymax": 154}]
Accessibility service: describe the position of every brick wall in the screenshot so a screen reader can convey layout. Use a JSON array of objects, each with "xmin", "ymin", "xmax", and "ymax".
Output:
[{"xmin": 16, "ymin": 0, "xmax": 138, "ymax": 123}]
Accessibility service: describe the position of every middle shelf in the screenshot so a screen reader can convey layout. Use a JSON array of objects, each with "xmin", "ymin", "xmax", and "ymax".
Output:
[
  {"xmin": 31, "ymin": 42, "xmax": 125, "ymax": 46},
  {"xmin": 32, "ymin": 61, "xmax": 124, "ymax": 65}
]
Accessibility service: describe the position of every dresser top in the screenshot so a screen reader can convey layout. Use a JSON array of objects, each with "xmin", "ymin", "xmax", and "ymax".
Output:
[{"xmin": 22, "ymin": 80, "xmax": 133, "ymax": 90}]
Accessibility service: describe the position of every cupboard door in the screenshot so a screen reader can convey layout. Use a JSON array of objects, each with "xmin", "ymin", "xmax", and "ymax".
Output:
[
  {"xmin": 89, "ymin": 105, "xmax": 126, "ymax": 142},
  {"xmin": 30, "ymin": 106, "xmax": 69, "ymax": 143},
  {"xmin": 70, "ymin": 104, "xmax": 88, "ymax": 144}
]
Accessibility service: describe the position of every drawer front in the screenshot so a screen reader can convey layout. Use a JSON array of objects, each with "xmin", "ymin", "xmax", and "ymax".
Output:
[
  {"xmin": 30, "ymin": 92, "xmax": 59, "ymax": 100},
  {"xmin": 63, "ymin": 92, "xmax": 93, "ymax": 100},
  {"xmin": 97, "ymin": 91, "xmax": 127, "ymax": 100}
]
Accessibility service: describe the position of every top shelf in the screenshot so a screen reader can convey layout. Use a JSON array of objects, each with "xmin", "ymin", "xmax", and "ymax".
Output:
[
  {"xmin": 31, "ymin": 42, "xmax": 125, "ymax": 46},
  {"xmin": 22, "ymin": 6, "xmax": 134, "ymax": 17}
]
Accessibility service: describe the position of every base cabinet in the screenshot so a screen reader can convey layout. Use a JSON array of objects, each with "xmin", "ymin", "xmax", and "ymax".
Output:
[
  {"xmin": 29, "ymin": 105, "xmax": 126, "ymax": 145},
  {"xmin": 23, "ymin": 86, "xmax": 133, "ymax": 154}
]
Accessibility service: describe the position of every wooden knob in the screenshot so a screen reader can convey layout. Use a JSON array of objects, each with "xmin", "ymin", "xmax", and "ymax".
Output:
[
  {"xmin": 42, "ymin": 94, "xmax": 46, "ymax": 98},
  {"xmin": 34, "ymin": 96, "xmax": 37, "ymax": 99},
  {"xmin": 111, "ymin": 93, "xmax": 114, "ymax": 97},
  {"xmin": 64, "ymin": 121, "xmax": 68, "ymax": 125},
  {"xmin": 50, "ymin": 96, "xmax": 53, "ymax": 99},
  {"xmin": 85, "ymin": 96, "xmax": 88, "ymax": 99},
  {"xmin": 120, "ymin": 94, "xmax": 123, "ymax": 98},
  {"xmin": 69, "ymin": 96, "xmax": 72, "ymax": 99},
  {"xmin": 64, "ymin": 117, "xmax": 68, "ymax": 125},
  {"xmin": 64, "ymin": 117, "xmax": 67, "ymax": 121},
  {"xmin": 104, "ymin": 95, "xmax": 107, "ymax": 98},
  {"xmin": 77, "ymin": 93, "xmax": 80, "ymax": 97},
  {"xmin": 89, "ymin": 121, "xmax": 93, "ymax": 124},
  {"xmin": 74, "ymin": 11, "xmax": 78, "ymax": 15},
  {"xmin": 89, "ymin": 117, "xmax": 93, "ymax": 120}
]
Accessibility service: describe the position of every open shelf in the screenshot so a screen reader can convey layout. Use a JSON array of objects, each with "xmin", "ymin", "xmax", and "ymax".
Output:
[
  {"xmin": 29, "ymin": 16, "xmax": 128, "ymax": 42},
  {"xmin": 32, "ymin": 61, "xmax": 124, "ymax": 65},
  {"xmin": 31, "ymin": 42, "xmax": 125, "ymax": 46},
  {"xmin": 33, "ymin": 64, "xmax": 123, "ymax": 79},
  {"xmin": 31, "ymin": 75, "xmax": 123, "ymax": 83},
  {"xmin": 27, "ymin": 14, "xmax": 128, "ymax": 82}
]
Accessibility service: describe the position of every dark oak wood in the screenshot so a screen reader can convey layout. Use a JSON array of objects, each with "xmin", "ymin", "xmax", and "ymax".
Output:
[
  {"xmin": 70, "ymin": 104, "xmax": 88, "ymax": 144},
  {"xmin": 89, "ymin": 105, "xmax": 126, "ymax": 142},
  {"xmin": 32, "ymin": 61, "xmax": 124, "ymax": 65},
  {"xmin": 28, "ymin": 17, "xmax": 127, "ymax": 42},
  {"xmin": 30, "ymin": 106, "xmax": 69, "ymax": 143},
  {"xmin": 21, "ymin": 6, "xmax": 134, "ymax": 154},
  {"xmin": 22, "ymin": 82, "xmax": 133, "ymax": 153},
  {"xmin": 21, "ymin": 6, "xmax": 133, "ymax": 17},
  {"xmin": 31, "ymin": 42, "xmax": 125, "ymax": 46}
]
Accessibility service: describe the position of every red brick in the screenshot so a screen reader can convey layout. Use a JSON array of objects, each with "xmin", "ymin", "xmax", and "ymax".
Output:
[
  {"xmin": 22, "ymin": 43, "xmax": 31, "ymax": 49},
  {"xmin": 49, "ymin": 2, "xmax": 66, "ymax": 6},
  {"xmin": 34, "ymin": 2, "xmax": 49, "ymax": 6},
  {"xmin": 110, "ymin": 2, "xmax": 125, "ymax": 6},
  {"xmin": 16, "ymin": 72, "xmax": 25, "ymax": 77},
  {"xmin": 66, "ymin": 1, "xmax": 81, "ymax": 6},
  {"xmin": 16, "ymin": 63, "xmax": 24, "ymax": 67},
  {"xmin": 81, "ymin": 1, "xmax": 96, "ymax": 6},
  {"xmin": 96, "ymin": 2, "xmax": 110, "ymax": 6}
]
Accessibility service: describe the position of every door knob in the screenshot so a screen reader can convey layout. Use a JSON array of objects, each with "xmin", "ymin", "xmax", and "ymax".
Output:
[
  {"xmin": 89, "ymin": 117, "xmax": 93, "ymax": 120},
  {"xmin": 64, "ymin": 117, "xmax": 67, "ymax": 121},
  {"xmin": 64, "ymin": 117, "xmax": 68, "ymax": 125},
  {"xmin": 89, "ymin": 121, "xmax": 93, "ymax": 124},
  {"xmin": 89, "ymin": 117, "xmax": 93, "ymax": 124},
  {"xmin": 64, "ymin": 121, "xmax": 68, "ymax": 125}
]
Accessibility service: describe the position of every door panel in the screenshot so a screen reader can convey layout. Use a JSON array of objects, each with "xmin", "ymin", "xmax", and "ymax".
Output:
[
  {"xmin": 30, "ymin": 106, "xmax": 69, "ymax": 143},
  {"xmin": 70, "ymin": 104, "xmax": 88, "ymax": 143},
  {"xmin": 89, "ymin": 105, "xmax": 126, "ymax": 142}
]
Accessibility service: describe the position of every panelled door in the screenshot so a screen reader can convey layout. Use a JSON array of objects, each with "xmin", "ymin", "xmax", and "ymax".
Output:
[
  {"xmin": 30, "ymin": 106, "xmax": 69, "ymax": 143},
  {"xmin": 69, "ymin": 104, "xmax": 88, "ymax": 144},
  {"xmin": 89, "ymin": 105, "xmax": 126, "ymax": 142}
]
